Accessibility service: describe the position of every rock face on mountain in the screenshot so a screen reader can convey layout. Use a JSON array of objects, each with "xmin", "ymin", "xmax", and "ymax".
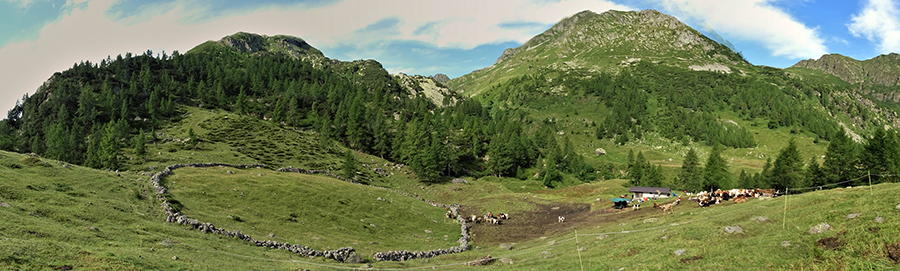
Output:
[
  {"xmin": 791, "ymin": 53, "xmax": 900, "ymax": 86},
  {"xmin": 394, "ymin": 73, "xmax": 459, "ymax": 106},
  {"xmin": 449, "ymin": 9, "xmax": 746, "ymax": 97}
]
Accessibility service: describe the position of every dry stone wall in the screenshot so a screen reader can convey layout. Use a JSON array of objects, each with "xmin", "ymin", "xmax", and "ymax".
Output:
[{"xmin": 150, "ymin": 163, "xmax": 471, "ymax": 262}]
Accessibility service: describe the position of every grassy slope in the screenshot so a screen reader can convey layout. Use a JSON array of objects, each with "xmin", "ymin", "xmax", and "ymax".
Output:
[
  {"xmin": 0, "ymin": 151, "xmax": 337, "ymax": 270},
  {"xmin": 164, "ymin": 166, "xmax": 460, "ymax": 258},
  {"xmin": 3, "ymin": 149, "xmax": 899, "ymax": 269}
]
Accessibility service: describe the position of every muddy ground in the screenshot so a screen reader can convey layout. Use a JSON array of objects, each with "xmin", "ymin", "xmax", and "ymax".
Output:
[{"xmin": 463, "ymin": 198, "xmax": 692, "ymax": 245}]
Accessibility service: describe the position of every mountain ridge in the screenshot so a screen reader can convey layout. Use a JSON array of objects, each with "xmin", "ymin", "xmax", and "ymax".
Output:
[
  {"xmin": 449, "ymin": 9, "xmax": 748, "ymax": 97},
  {"xmin": 791, "ymin": 53, "xmax": 900, "ymax": 86}
]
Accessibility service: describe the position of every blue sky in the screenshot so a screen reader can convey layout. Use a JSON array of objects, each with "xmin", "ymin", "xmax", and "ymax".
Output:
[{"xmin": 2, "ymin": 0, "xmax": 900, "ymax": 116}]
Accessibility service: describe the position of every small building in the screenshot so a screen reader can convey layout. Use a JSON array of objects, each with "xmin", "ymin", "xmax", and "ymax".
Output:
[{"xmin": 630, "ymin": 186, "xmax": 672, "ymax": 200}]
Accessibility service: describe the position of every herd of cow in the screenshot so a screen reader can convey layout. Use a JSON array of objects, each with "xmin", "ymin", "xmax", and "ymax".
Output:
[
  {"xmin": 448, "ymin": 210, "xmax": 510, "ymax": 225},
  {"xmin": 689, "ymin": 188, "xmax": 780, "ymax": 208}
]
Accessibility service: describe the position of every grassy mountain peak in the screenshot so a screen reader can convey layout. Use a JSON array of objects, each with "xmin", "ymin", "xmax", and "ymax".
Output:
[
  {"xmin": 450, "ymin": 9, "xmax": 746, "ymax": 97},
  {"xmin": 189, "ymin": 32, "xmax": 327, "ymax": 64},
  {"xmin": 791, "ymin": 53, "xmax": 900, "ymax": 86}
]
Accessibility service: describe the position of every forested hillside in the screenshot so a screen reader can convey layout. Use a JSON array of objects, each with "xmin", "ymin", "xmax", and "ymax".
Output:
[{"xmin": 0, "ymin": 33, "xmax": 597, "ymax": 188}]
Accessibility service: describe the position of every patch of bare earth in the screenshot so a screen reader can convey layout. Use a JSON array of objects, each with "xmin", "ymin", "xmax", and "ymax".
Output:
[
  {"xmin": 817, "ymin": 237, "xmax": 842, "ymax": 250},
  {"xmin": 886, "ymin": 243, "xmax": 900, "ymax": 263}
]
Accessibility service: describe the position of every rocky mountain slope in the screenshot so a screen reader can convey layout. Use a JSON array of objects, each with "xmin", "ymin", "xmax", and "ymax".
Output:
[
  {"xmin": 449, "ymin": 9, "xmax": 747, "ymax": 97},
  {"xmin": 791, "ymin": 53, "xmax": 900, "ymax": 86}
]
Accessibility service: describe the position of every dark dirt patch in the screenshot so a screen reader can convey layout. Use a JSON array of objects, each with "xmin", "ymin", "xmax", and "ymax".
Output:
[
  {"xmin": 817, "ymin": 237, "xmax": 842, "ymax": 250},
  {"xmin": 886, "ymin": 243, "xmax": 900, "ymax": 263},
  {"xmin": 680, "ymin": 255, "xmax": 703, "ymax": 264},
  {"xmin": 55, "ymin": 265, "xmax": 73, "ymax": 270},
  {"xmin": 869, "ymin": 227, "xmax": 879, "ymax": 233},
  {"xmin": 465, "ymin": 198, "xmax": 689, "ymax": 245}
]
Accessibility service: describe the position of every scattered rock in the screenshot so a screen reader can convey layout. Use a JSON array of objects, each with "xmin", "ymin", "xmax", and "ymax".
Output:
[
  {"xmin": 268, "ymin": 233, "xmax": 275, "ymax": 238},
  {"xmin": 551, "ymin": 207, "xmax": 560, "ymax": 210},
  {"xmin": 376, "ymin": 197, "xmax": 385, "ymax": 201},
  {"xmin": 499, "ymin": 243, "xmax": 512, "ymax": 250},
  {"xmin": 661, "ymin": 236, "xmax": 667, "ymax": 239},
  {"xmin": 674, "ymin": 249, "xmax": 686, "ymax": 256},
  {"xmin": 578, "ymin": 247, "xmax": 586, "ymax": 252},
  {"xmin": 499, "ymin": 257, "xmax": 513, "ymax": 264},
  {"xmin": 360, "ymin": 263, "xmax": 373, "ymax": 269},
  {"xmin": 875, "ymin": 216, "xmax": 884, "ymax": 223},
  {"xmin": 424, "ymin": 230, "xmax": 433, "ymax": 234},
  {"xmin": 896, "ymin": 203, "xmax": 899, "ymax": 210},
  {"xmin": 643, "ymin": 218, "xmax": 659, "ymax": 223},
  {"xmin": 172, "ymin": 256, "xmax": 178, "ymax": 260},
  {"xmin": 548, "ymin": 240, "xmax": 557, "ymax": 245},
  {"xmin": 817, "ymin": 237, "xmax": 842, "ymax": 250},
  {"xmin": 724, "ymin": 226, "xmax": 743, "ymax": 234},
  {"xmin": 312, "ymin": 236, "xmax": 322, "ymax": 240},
  {"xmin": 160, "ymin": 239, "xmax": 172, "ymax": 246},
  {"xmin": 594, "ymin": 148, "xmax": 606, "ymax": 155},
  {"xmin": 750, "ymin": 216, "xmax": 770, "ymax": 222},
  {"xmin": 781, "ymin": 241, "xmax": 791, "ymax": 247},
  {"xmin": 808, "ymin": 223, "xmax": 833, "ymax": 234},
  {"xmin": 0, "ymin": 202, "xmax": 10, "ymax": 208},
  {"xmin": 468, "ymin": 255, "xmax": 494, "ymax": 266},
  {"xmin": 597, "ymin": 234, "xmax": 608, "ymax": 240},
  {"xmin": 451, "ymin": 178, "xmax": 470, "ymax": 185},
  {"xmin": 89, "ymin": 226, "xmax": 99, "ymax": 232},
  {"xmin": 846, "ymin": 213, "xmax": 860, "ymax": 219}
]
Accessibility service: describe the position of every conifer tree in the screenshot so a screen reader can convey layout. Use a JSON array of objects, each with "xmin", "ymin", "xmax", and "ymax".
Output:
[
  {"xmin": 822, "ymin": 131, "xmax": 858, "ymax": 184},
  {"xmin": 99, "ymin": 120, "xmax": 121, "ymax": 169},
  {"xmin": 342, "ymin": 149, "xmax": 358, "ymax": 179},
  {"xmin": 703, "ymin": 145, "xmax": 730, "ymax": 191},
  {"xmin": 772, "ymin": 138, "xmax": 803, "ymax": 192},
  {"xmin": 134, "ymin": 128, "xmax": 146, "ymax": 158},
  {"xmin": 806, "ymin": 156, "xmax": 823, "ymax": 187},
  {"xmin": 678, "ymin": 148, "xmax": 703, "ymax": 192}
]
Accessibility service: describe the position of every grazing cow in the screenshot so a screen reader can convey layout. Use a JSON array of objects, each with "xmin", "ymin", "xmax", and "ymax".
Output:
[
  {"xmin": 558, "ymin": 216, "xmax": 565, "ymax": 223},
  {"xmin": 469, "ymin": 215, "xmax": 479, "ymax": 223},
  {"xmin": 490, "ymin": 218, "xmax": 500, "ymax": 225},
  {"xmin": 445, "ymin": 211, "xmax": 455, "ymax": 219},
  {"xmin": 498, "ymin": 213, "xmax": 509, "ymax": 220},
  {"xmin": 632, "ymin": 200, "xmax": 641, "ymax": 210},
  {"xmin": 733, "ymin": 196, "xmax": 748, "ymax": 204}
]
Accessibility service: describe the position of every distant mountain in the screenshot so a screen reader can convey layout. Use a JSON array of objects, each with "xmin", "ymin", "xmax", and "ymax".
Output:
[
  {"xmin": 791, "ymin": 53, "xmax": 900, "ymax": 86},
  {"xmin": 449, "ymin": 9, "xmax": 747, "ymax": 97}
]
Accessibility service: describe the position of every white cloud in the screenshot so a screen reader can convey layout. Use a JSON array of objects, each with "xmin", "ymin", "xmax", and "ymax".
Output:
[
  {"xmin": 848, "ymin": 0, "xmax": 900, "ymax": 54},
  {"xmin": 0, "ymin": 0, "xmax": 632, "ymax": 115},
  {"xmin": 651, "ymin": 0, "xmax": 828, "ymax": 59}
]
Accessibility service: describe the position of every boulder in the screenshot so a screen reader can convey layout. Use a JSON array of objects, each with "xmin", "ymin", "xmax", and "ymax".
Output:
[
  {"xmin": 781, "ymin": 241, "xmax": 791, "ymax": 247},
  {"xmin": 724, "ymin": 226, "xmax": 743, "ymax": 234},
  {"xmin": 594, "ymin": 148, "xmax": 606, "ymax": 155},
  {"xmin": 808, "ymin": 223, "xmax": 833, "ymax": 234},
  {"xmin": 875, "ymin": 216, "xmax": 884, "ymax": 223},
  {"xmin": 344, "ymin": 252, "xmax": 365, "ymax": 264},
  {"xmin": 0, "ymin": 202, "xmax": 10, "ymax": 208},
  {"xmin": 846, "ymin": 213, "xmax": 860, "ymax": 219},
  {"xmin": 499, "ymin": 243, "xmax": 513, "ymax": 250},
  {"xmin": 674, "ymin": 249, "xmax": 686, "ymax": 256},
  {"xmin": 643, "ymin": 218, "xmax": 659, "ymax": 223}
]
